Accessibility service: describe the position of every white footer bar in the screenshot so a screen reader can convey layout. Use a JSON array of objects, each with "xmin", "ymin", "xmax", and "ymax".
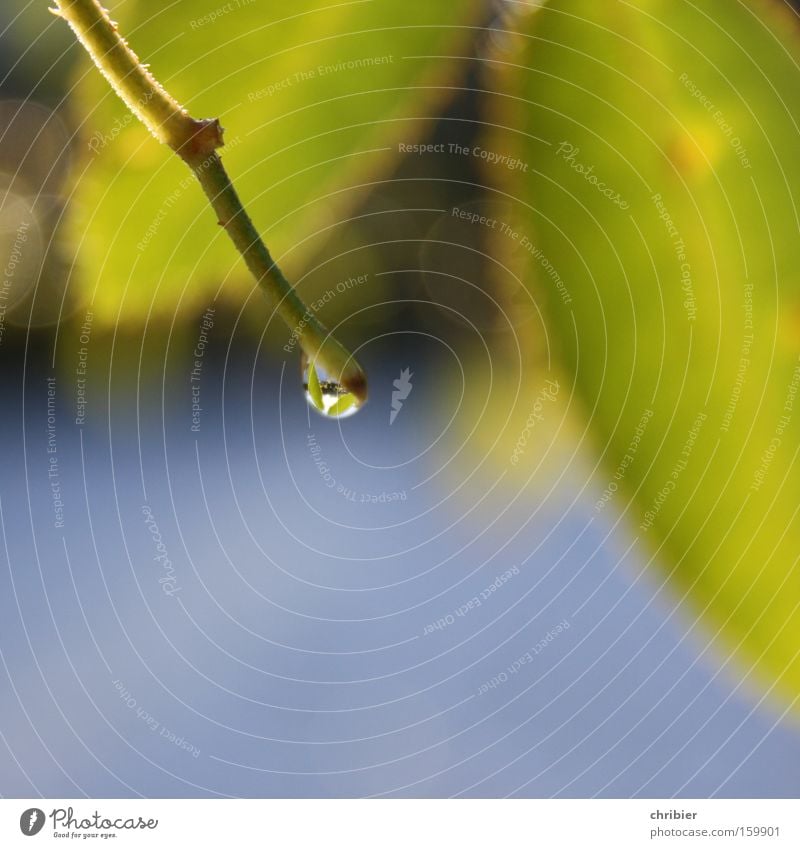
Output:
[{"xmin": 2, "ymin": 799, "xmax": 797, "ymax": 847}]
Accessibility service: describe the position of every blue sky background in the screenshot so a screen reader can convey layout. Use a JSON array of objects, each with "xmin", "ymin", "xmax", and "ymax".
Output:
[{"xmin": 0, "ymin": 351, "xmax": 798, "ymax": 798}]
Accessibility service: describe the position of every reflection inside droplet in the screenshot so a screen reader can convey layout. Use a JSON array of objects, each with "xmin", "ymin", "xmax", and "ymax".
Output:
[{"xmin": 301, "ymin": 355, "xmax": 363, "ymax": 419}]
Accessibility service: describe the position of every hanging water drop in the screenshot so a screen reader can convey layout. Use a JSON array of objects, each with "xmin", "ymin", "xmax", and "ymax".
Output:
[{"xmin": 301, "ymin": 355, "xmax": 363, "ymax": 419}]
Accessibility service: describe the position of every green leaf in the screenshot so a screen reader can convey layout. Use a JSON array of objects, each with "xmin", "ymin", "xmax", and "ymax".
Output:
[
  {"xmin": 66, "ymin": 0, "xmax": 483, "ymax": 326},
  {"xmin": 306, "ymin": 359, "xmax": 324, "ymax": 410},
  {"xmin": 485, "ymin": 0, "xmax": 800, "ymax": 708},
  {"xmin": 327, "ymin": 391, "xmax": 356, "ymax": 417}
]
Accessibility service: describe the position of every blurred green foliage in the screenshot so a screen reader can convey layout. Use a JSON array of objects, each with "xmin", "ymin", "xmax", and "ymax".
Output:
[
  {"xmin": 66, "ymin": 0, "xmax": 483, "ymax": 326},
  {"xmin": 487, "ymin": 0, "xmax": 800, "ymax": 710}
]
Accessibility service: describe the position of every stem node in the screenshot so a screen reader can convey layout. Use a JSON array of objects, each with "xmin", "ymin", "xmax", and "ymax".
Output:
[{"xmin": 172, "ymin": 117, "xmax": 226, "ymax": 161}]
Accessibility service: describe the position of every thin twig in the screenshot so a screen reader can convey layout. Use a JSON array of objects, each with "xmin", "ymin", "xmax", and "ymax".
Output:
[{"xmin": 53, "ymin": 0, "xmax": 367, "ymax": 402}]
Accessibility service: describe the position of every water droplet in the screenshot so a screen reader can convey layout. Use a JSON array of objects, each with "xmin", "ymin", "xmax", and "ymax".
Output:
[{"xmin": 301, "ymin": 355, "xmax": 363, "ymax": 419}]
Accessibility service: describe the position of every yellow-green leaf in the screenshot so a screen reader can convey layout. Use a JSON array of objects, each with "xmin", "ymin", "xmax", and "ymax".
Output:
[
  {"xmin": 327, "ymin": 391, "xmax": 357, "ymax": 417},
  {"xmin": 66, "ymin": 0, "xmax": 483, "ymax": 325},
  {"xmin": 484, "ymin": 0, "xmax": 800, "ymax": 709},
  {"xmin": 306, "ymin": 358, "xmax": 324, "ymax": 410}
]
